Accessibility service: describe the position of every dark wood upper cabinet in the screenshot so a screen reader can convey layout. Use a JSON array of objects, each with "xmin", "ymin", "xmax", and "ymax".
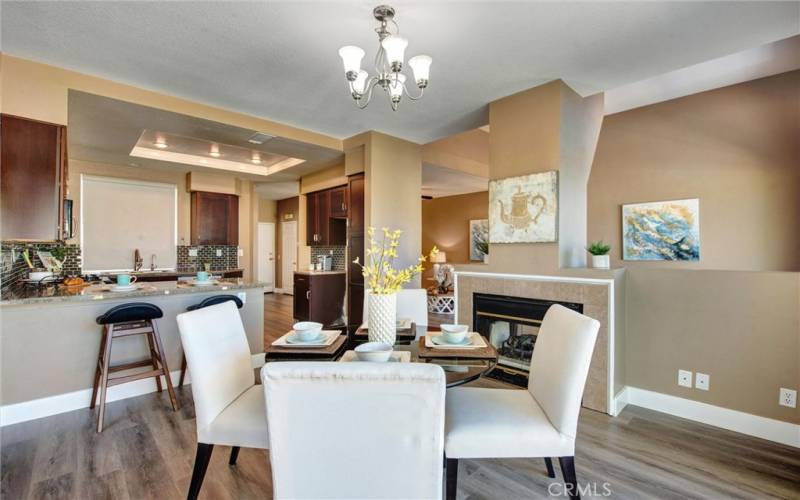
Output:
[
  {"xmin": 190, "ymin": 191, "xmax": 239, "ymax": 245},
  {"xmin": 307, "ymin": 188, "xmax": 349, "ymax": 246},
  {"xmin": 1, "ymin": 114, "xmax": 68, "ymax": 241},
  {"xmin": 329, "ymin": 186, "xmax": 348, "ymax": 217},
  {"xmin": 348, "ymin": 175, "xmax": 364, "ymax": 234}
]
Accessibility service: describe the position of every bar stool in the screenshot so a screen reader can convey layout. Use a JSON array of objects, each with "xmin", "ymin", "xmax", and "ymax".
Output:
[
  {"xmin": 92, "ymin": 302, "xmax": 179, "ymax": 432},
  {"xmin": 178, "ymin": 295, "xmax": 244, "ymax": 387}
]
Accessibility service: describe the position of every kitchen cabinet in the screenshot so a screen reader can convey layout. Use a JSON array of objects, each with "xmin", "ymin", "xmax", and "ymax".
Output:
[
  {"xmin": 329, "ymin": 186, "xmax": 348, "ymax": 217},
  {"xmin": 293, "ymin": 272, "xmax": 346, "ymax": 327},
  {"xmin": 347, "ymin": 173, "xmax": 365, "ymax": 327},
  {"xmin": 190, "ymin": 191, "xmax": 239, "ymax": 245},
  {"xmin": 306, "ymin": 190, "xmax": 329, "ymax": 246},
  {"xmin": 1, "ymin": 114, "xmax": 68, "ymax": 241},
  {"xmin": 306, "ymin": 187, "xmax": 347, "ymax": 246}
]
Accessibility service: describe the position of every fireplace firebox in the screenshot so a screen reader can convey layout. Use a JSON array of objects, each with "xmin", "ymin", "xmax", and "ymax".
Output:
[{"xmin": 473, "ymin": 293, "xmax": 582, "ymax": 387}]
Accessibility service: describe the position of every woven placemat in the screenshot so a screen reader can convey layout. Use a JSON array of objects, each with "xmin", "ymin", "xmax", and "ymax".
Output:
[{"xmin": 417, "ymin": 335, "xmax": 498, "ymax": 360}]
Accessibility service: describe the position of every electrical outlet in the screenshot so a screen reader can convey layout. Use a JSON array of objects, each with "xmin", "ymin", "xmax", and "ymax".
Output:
[
  {"xmin": 678, "ymin": 370, "xmax": 693, "ymax": 388},
  {"xmin": 188, "ymin": 248, "xmax": 198, "ymax": 257},
  {"xmin": 236, "ymin": 292, "xmax": 247, "ymax": 304},
  {"xmin": 695, "ymin": 373, "xmax": 710, "ymax": 391},
  {"xmin": 779, "ymin": 388, "xmax": 796, "ymax": 408},
  {"xmin": 216, "ymin": 249, "xmax": 223, "ymax": 257},
  {"xmin": 238, "ymin": 248, "xmax": 244, "ymax": 257}
]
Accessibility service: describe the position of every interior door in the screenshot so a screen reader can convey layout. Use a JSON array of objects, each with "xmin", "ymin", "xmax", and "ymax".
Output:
[
  {"xmin": 257, "ymin": 222, "xmax": 275, "ymax": 292},
  {"xmin": 281, "ymin": 221, "xmax": 297, "ymax": 295}
]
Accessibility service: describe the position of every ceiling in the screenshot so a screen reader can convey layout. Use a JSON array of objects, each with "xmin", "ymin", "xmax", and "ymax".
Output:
[
  {"xmin": 68, "ymin": 91, "xmax": 343, "ymax": 183},
  {"xmin": 4, "ymin": 2, "xmax": 798, "ymax": 144},
  {"xmin": 422, "ymin": 163, "xmax": 487, "ymax": 199}
]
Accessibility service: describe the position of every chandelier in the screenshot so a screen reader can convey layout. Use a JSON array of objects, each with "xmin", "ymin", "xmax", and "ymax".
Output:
[{"xmin": 338, "ymin": 5, "xmax": 432, "ymax": 111}]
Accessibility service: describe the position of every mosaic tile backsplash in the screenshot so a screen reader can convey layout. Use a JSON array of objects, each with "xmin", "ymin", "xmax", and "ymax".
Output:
[
  {"xmin": 177, "ymin": 245, "xmax": 239, "ymax": 271},
  {"xmin": 310, "ymin": 246, "xmax": 347, "ymax": 271},
  {"xmin": 1, "ymin": 242, "xmax": 82, "ymax": 291}
]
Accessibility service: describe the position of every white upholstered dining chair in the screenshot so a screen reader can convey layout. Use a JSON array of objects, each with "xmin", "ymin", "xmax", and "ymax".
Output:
[
  {"xmin": 443, "ymin": 304, "xmax": 599, "ymax": 500},
  {"xmin": 176, "ymin": 301, "xmax": 269, "ymax": 500},
  {"xmin": 262, "ymin": 362, "xmax": 446, "ymax": 499},
  {"xmin": 363, "ymin": 287, "xmax": 429, "ymax": 335}
]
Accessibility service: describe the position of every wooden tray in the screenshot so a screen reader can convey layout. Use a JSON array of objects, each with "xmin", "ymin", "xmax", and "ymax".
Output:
[
  {"xmin": 417, "ymin": 335, "xmax": 498, "ymax": 360},
  {"xmin": 354, "ymin": 322, "xmax": 417, "ymax": 341}
]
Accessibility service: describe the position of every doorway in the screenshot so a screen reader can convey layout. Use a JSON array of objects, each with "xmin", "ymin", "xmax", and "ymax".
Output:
[
  {"xmin": 257, "ymin": 222, "xmax": 275, "ymax": 292},
  {"xmin": 280, "ymin": 221, "xmax": 297, "ymax": 295}
]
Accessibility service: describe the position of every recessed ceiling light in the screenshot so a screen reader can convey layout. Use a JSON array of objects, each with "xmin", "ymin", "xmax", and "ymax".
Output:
[
  {"xmin": 251, "ymin": 152, "xmax": 262, "ymax": 164},
  {"xmin": 247, "ymin": 132, "xmax": 274, "ymax": 144},
  {"xmin": 154, "ymin": 136, "xmax": 168, "ymax": 149},
  {"xmin": 209, "ymin": 143, "xmax": 221, "ymax": 158}
]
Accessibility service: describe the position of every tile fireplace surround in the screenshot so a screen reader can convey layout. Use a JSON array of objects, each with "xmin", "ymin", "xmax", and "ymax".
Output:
[{"xmin": 455, "ymin": 271, "xmax": 622, "ymax": 415}]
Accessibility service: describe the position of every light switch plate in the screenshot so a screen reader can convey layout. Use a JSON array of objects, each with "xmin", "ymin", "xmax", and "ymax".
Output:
[
  {"xmin": 695, "ymin": 373, "xmax": 710, "ymax": 391},
  {"xmin": 678, "ymin": 370, "xmax": 693, "ymax": 388},
  {"xmin": 216, "ymin": 249, "xmax": 222, "ymax": 257},
  {"xmin": 188, "ymin": 248, "xmax": 198, "ymax": 257},
  {"xmin": 238, "ymin": 248, "xmax": 244, "ymax": 256}
]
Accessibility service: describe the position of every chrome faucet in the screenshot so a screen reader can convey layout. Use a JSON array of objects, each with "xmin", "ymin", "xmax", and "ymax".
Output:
[
  {"xmin": 150, "ymin": 254, "xmax": 157, "ymax": 271},
  {"xmin": 133, "ymin": 249, "xmax": 143, "ymax": 272}
]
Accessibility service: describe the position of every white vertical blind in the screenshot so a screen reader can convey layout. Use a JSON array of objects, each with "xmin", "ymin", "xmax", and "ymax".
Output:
[{"xmin": 81, "ymin": 175, "xmax": 177, "ymax": 271}]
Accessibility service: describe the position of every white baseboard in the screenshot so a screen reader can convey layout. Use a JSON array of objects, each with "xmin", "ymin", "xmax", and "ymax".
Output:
[
  {"xmin": 621, "ymin": 386, "xmax": 799, "ymax": 448},
  {"xmin": 1, "ymin": 353, "xmax": 266, "ymax": 427}
]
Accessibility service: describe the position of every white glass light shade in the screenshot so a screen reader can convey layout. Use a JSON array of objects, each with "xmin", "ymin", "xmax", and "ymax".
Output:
[
  {"xmin": 352, "ymin": 70, "xmax": 369, "ymax": 94},
  {"xmin": 389, "ymin": 74, "xmax": 406, "ymax": 98},
  {"xmin": 381, "ymin": 35, "xmax": 408, "ymax": 66},
  {"xmin": 408, "ymin": 55, "xmax": 432, "ymax": 83},
  {"xmin": 338, "ymin": 46, "xmax": 365, "ymax": 74}
]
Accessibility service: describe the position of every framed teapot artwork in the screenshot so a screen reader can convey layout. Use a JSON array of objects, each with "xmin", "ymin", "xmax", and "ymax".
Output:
[{"xmin": 489, "ymin": 171, "xmax": 558, "ymax": 243}]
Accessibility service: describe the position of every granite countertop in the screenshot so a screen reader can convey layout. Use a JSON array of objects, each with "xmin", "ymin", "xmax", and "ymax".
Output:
[
  {"xmin": 295, "ymin": 270, "xmax": 347, "ymax": 276},
  {"xmin": 107, "ymin": 268, "xmax": 244, "ymax": 278},
  {"xmin": 0, "ymin": 279, "xmax": 268, "ymax": 306}
]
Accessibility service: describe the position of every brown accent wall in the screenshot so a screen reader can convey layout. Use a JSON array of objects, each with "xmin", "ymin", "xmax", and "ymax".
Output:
[
  {"xmin": 275, "ymin": 197, "xmax": 299, "ymax": 289},
  {"xmin": 588, "ymin": 70, "xmax": 800, "ymax": 272},
  {"xmin": 588, "ymin": 71, "xmax": 800, "ymax": 424},
  {"xmin": 421, "ymin": 191, "xmax": 488, "ymax": 283}
]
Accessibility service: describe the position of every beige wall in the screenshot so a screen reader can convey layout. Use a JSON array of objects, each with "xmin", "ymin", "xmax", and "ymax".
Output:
[
  {"xmin": 366, "ymin": 132, "xmax": 423, "ymax": 286},
  {"xmin": 421, "ymin": 191, "xmax": 488, "ymax": 282},
  {"xmin": 626, "ymin": 269, "xmax": 799, "ymax": 424},
  {"xmin": 589, "ymin": 70, "xmax": 800, "ymax": 272},
  {"xmin": 258, "ymin": 199, "xmax": 277, "ymax": 223},
  {"xmin": 486, "ymin": 80, "xmax": 602, "ymax": 273}
]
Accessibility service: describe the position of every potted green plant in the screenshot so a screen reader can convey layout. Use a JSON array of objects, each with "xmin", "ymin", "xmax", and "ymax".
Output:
[{"xmin": 586, "ymin": 241, "xmax": 611, "ymax": 269}]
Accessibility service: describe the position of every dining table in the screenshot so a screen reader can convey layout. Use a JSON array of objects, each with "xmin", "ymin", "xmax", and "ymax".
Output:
[{"xmin": 265, "ymin": 324, "xmax": 498, "ymax": 389}]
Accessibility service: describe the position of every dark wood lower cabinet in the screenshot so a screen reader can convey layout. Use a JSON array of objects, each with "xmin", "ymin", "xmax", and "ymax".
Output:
[{"xmin": 293, "ymin": 272, "xmax": 346, "ymax": 327}]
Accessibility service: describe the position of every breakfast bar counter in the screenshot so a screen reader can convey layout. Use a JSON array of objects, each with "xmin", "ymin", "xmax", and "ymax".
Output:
[{"xmin": 0, "ymin": 280, "xmax": 267, "ymax": 423}]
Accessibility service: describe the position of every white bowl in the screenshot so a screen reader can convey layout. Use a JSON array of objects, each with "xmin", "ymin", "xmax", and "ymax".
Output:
[
  {"xmin": 28, "ymin": 271, "xmax": 53, "ymax": 281},
  {"xmin": 440, "ymin": 324, "xmax": 469, "ymax": 334},
  {"xmin": 354, "ymin": 342, "xmax": 393, "ymax": 362},
  {"xmin": 292, "ymin": 321, "xmax": 323, "ymax": 341}
]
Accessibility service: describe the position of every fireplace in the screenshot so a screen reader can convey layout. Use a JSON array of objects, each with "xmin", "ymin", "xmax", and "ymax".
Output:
[{"xmin": 473, "ymin": 293, "xmax": 582, "ymax": 387}]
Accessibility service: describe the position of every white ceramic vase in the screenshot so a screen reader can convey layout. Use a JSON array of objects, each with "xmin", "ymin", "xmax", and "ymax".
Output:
[
  {"xmin": 368, "ymin": 292, "xmax": 397, "ymax": 345},
  {"xmin": 591, "ymin": 254, "xmax": 610, "ymax": 269}
]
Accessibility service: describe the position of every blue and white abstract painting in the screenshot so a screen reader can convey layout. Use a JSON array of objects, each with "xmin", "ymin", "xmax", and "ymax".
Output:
[{"xmin": 622, "ymin": 199, "xmax": 700, "ymax": 261}]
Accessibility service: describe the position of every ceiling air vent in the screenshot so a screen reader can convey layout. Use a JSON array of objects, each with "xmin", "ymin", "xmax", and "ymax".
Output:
[{"xmin": 247, "ymin": 132, "xmax": 274, "ymax": 144}]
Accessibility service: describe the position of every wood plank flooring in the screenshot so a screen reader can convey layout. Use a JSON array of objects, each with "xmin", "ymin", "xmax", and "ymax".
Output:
[
  {"xmin": 3, "ymin": 386, "xmax": 798, "ymax": 499},
  {"xmin": 2, "ymin": 294, "xmax": 797, "ymax": 499}
]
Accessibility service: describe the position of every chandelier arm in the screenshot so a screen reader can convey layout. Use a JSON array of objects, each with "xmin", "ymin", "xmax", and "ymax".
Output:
[
  {"xmin": 402, "ymin": 82, "xmax": 425, "ymax": 101},
  {"xmin": 356, "ymin": 77, "xmax": 381, "ymax": 109}
]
